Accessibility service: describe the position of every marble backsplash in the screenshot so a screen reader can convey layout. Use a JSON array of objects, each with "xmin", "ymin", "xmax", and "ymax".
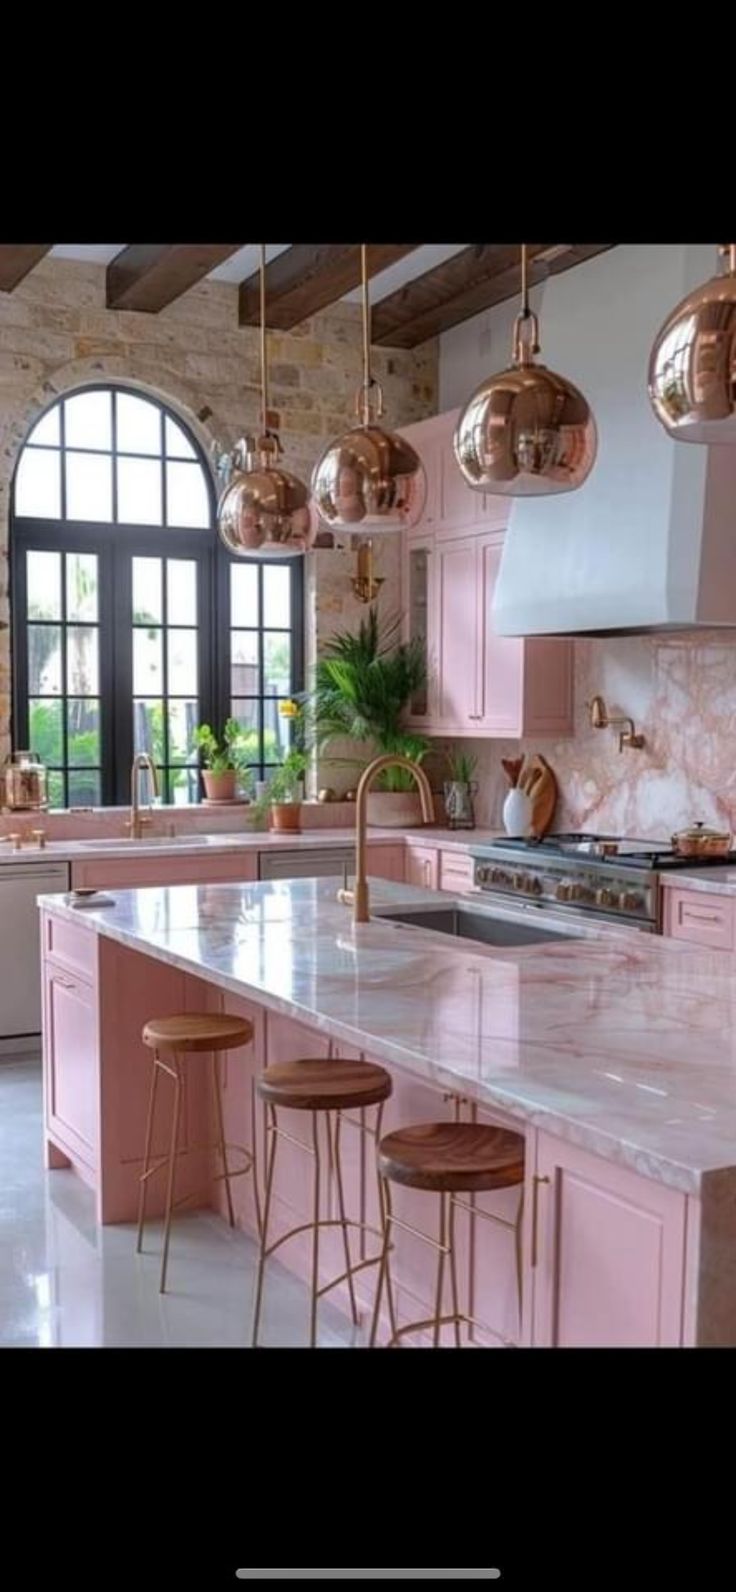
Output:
[{"xmin": 446, "ymin": 631, "xmax": 736, "ymax": 840}]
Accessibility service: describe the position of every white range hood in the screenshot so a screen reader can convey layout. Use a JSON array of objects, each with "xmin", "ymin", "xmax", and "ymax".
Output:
[{"xmin": 493, "ymin": 244, "xmax": 736, "ymax": 636}]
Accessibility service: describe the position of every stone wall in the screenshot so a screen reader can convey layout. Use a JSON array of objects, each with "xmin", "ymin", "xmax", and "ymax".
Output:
[{"xmin": 0, "ymin": 257, "xmax": 438, "ymax": 777}]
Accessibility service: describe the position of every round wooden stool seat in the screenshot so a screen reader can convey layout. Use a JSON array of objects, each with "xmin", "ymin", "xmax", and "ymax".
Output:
[
  {"xmin": 377, "ymin": 1121, "xmax": 525, "ymax": 1193},
  {"xmin": 257, "ymin": 1056, "xmax": 392, "ymax": 1112},
  {"xmin": 142, "ymin": 1013, "xmax": 254, "ymax": 1054}
]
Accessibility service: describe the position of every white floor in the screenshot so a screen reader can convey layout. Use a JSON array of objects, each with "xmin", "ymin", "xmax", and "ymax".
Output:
[{"xmin": 0, "ymin": 1057, "xmax": 366, "ymax": 1348}]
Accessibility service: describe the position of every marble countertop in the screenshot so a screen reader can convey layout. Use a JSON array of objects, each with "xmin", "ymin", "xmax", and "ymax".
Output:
[
  {"xmin": 0, "ymin": 824, "xmax": 502, "ymax": 866},
  {"xmin": 659, "ymin": 866, "xmax": 736, "ymax": 899},
  {"xmin": 37, "ymin": 875, "xmax": 736, "ymax": 1193}
]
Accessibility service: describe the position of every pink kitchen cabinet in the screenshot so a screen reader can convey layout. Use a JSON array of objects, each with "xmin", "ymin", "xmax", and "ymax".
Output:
[
  {"xmin": 478, "ymin": 533, "xmax": 573, "ymax": 736},
  {"xmin": 366, "ymin": 843, "xmax": 405, "ymax": 883},
  {"xmin": 438, "ymin": 848, "xmax": 475, "ymax": 894},
  {"xmin": 70, "ymin": 850, "xmax": 259, "ymax": 891},
  {"xmin": 531, "ymin": 1131, "xmax": 686, "ymax": 1347},
  {"xmin": 43, "ymin": 958, "xmax": 99, "ymax": 1185},
  {"xmin": 662, "ymin": 888, "xmax": 734, "ymax": 951},
  {"xmin": 405, "ymin": 843, "xmax": 439, "ymax": 891}
]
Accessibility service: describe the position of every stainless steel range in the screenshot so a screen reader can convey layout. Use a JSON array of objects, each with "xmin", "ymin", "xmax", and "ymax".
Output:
[{"xmin": 470, "ymin": 833, "xmax": 736, "ymax": 934}]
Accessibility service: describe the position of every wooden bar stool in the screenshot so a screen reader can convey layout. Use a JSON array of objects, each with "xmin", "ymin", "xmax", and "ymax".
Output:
[
  {"xmin": 251, "ymin": 1055, "xmax": 393, "ymax": 1348},
  {"xmin": 136, "ymin": 1013, "xmax": 257, "ymax": 1293},
  {"xmin": 370, "ymin": 1120, "xmax": 525, "ymax": 1348}
]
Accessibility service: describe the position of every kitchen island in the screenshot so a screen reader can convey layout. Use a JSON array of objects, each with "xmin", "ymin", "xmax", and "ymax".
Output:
[{"xmin": 38, "ymin": 877, "xmax": 736, "ymax": 1347}]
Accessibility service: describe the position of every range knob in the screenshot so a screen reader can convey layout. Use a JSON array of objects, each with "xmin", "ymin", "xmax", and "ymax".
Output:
[
  {"xmin": 556, "ymin": 881, "xmax": 572, "ymax": 902},
  {"xmin": 596, "ymin": 886, "xmax": 619, "ymax": 909},
  {"xmin": 528, "ymin": 876, "xmax": 543, "ymax": 895},
  {"xmin": 491, "ymin": 867, "xmax": 509, "ymax": 885},
  {"xmin": 620, "ymin": 891, "xmax": 643, "ymax": 913},
  {"xmin": 513, "ymin": 873, "xmax": 526, "ymax": 890}
]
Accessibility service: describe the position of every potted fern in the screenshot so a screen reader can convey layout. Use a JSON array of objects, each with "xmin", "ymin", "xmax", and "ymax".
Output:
[
  {"xmin": 311, "ymin": 607, "xmax": 432, "ymax": 828},
  {"xmin": 193, "ymin": 720, "xmax": 252, "ymax": 802}
]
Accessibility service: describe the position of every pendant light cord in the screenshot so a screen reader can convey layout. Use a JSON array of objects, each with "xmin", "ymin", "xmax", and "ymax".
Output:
[
  {"xmin": 260, "ymin": 243, "xmax": 269, "ymax": 436},
  {"xmin": 361, "ymin": 242, "xmax": 372, "ymax": 421},
  {"xmin": 521, "ymin": 241, "xmax": 529, "ymax": 319}
]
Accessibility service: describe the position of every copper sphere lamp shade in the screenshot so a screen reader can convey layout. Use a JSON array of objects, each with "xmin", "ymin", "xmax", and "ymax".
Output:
[
  {"xmin": 454, "ymin": 243, "xmax": 598, "ymax": 496},
  {"xmin": 217, "ymin": 246, "xmax": 314, "ymax": 558},
  {"xmin": 311, "ymin": 245, "xmax": 426, "ymax": 532},
  {"xmin": 648, "ymin": 244, "xmax": 736, "ymax": 443}
]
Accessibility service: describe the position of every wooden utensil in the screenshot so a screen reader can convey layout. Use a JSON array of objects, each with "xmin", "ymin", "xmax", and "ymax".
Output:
[{"xmin": 517, "ymin": 754, "xmax": 557, "ymax": 837}]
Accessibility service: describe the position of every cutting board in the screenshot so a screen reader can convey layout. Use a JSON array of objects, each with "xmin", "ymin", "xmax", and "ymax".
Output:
[{"xmin": 502, "ymin": 754, "xmax": 558, "ymax": 837}]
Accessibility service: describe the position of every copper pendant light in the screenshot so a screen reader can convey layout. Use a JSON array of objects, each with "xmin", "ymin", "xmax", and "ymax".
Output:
[
  {"xmin": 454, "ymin": 243, "xmax": 597, "ymax": 496},
  {"xmin": 648, "ymin": 244, "xmax": 736, "ymax": 443},
  {"xmin": 217, "ymin": 246, "xmax": 314, "ymax": 558},
  {"xmin": 311, "ymin": 245, "xmax": 426, "ymax": 532}
]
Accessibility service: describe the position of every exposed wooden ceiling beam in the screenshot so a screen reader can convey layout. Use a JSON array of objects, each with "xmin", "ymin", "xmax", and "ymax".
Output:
[
  {"xmin": 0, "ymin": 245, "xmax": 53, "ymax": 292},
  {"xmin": 372, "ymin": 244, "xmax": 616, "ymax": 347},
  {"xmin": 107, "ymin": 244, "xmax": 245, "ymax": 312},
  {"xmin": 238, "ymin": 244, "xmax": 418, "ymax": 330}
]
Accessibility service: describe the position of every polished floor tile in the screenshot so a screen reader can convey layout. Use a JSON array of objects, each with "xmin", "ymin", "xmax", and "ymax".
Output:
[{"xmin": 0, "ymin": 1058, "xmax": 367, "ymax": 1349}]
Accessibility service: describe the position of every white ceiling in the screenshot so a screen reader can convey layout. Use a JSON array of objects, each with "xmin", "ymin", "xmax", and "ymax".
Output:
[{"xmin": 48, "ymin": 244, "xmax": 468, "ymax": 305}]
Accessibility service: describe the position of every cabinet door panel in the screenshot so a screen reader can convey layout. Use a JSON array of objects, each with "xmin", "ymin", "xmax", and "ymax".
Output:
[
  {"xmin": 664, "ymin": 888, "xmax": 734, "ymax": 950},
  {"xmin": 532, "ymin": 1133, "xmax": 686, "ymax": 1347},
  {"xmin": 403, "ymin": 534, "xmax": 436, "ymax": 726},
  {"xmin": 45, "ymin": 963, "xmax": 98, "ymax": 1165},
  {"xmin": 367, "ymin": 844, "xmax": 405, "ymax": 882},
  {"xmin": 405, "ymin": 844, "xmax": 438, "ymax": 891},
  {"xmin": 436, "ymin": 537, "xmax": 480, "ymax": 727},
  {"xmin": 70, "ymin": 852, "xmax": 259, "ymax": 891},
  {"xmin": 479, "ymin": 534, "xmax": 523, "ymax": 733}
]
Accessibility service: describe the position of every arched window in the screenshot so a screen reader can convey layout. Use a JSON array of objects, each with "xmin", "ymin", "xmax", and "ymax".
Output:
[{"xmin": 10, "ymin": 385, "xmax": 303, "ymax": 807}]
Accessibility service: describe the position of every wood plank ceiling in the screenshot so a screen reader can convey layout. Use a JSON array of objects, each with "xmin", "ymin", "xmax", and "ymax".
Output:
[{"xmin": 0, "ymin": 243, "xmax": 616, "ymax": 346}]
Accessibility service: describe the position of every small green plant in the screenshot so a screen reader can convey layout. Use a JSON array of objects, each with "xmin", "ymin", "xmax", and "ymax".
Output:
[
  {"xmin": 193, "ymin": 719, "xmax": 251, "ymax": 778},
  {"xmin": 446, "ymin": 748, "xmax": 477, "ymax": 784},
  {"xmin": 268, "ymin": 746, "xmax": 308, "ymax": 804}
]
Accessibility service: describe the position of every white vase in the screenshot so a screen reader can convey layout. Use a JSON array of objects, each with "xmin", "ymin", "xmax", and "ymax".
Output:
[{"xmin": 503, "ymin": 786, "xmax": 533, "ymax": 837}]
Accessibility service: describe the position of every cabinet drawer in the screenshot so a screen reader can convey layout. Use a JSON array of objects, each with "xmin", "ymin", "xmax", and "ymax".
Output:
[
  {"xmin": 405, "ymin": 844, "xmax": 439, "ymax": 891},
  {"xmin": 43, "ymin": 911, "xmax": 98, "ymax": 979},
  {"xmin": 665, "ymin": 889, "xmax": 734, "ymax": 950},
  {"xmin": 438, "ymin": 849, "xmax": 474, "ymax": 894}
]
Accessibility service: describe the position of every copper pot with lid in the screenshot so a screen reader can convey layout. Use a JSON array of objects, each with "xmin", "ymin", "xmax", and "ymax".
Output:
[{"xmin": 670, "ymin": 821, "xmax": 732, "ymax": 858}]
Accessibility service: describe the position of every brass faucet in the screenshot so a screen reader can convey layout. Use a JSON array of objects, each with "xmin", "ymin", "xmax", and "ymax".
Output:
[
  {"xmin": 337, "ymin": 753, "xmax": 434, "ymax": 923},
  {"xmin": 588, "ymin": 694, "xmax": 645, "ymax": 753},
  {"xmin": 126, "ymin": 753, "xmax": 160, "ymax": 839}
]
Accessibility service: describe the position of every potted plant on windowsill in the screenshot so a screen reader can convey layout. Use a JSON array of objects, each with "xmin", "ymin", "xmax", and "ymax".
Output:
[
  {"xmin": 267, "ymin": 700, "xmax": 308, "ymax": 831},
  {"xmin": 311, "ymin": 606, "xmax": 433, "ymax": 828},
  {"xmin": 193, "ymin": 720, "xmax": 253, "ymax": 803}
]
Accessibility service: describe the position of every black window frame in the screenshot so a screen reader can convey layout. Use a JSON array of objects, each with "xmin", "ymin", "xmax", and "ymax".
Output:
[{"xmin": 10, "ymin": 384, "xmax": 304, "ymax": 807}]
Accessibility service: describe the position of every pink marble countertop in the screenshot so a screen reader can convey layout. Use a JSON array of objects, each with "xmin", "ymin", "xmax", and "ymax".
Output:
[
  {"xmin": 37, "ymin": 875, "xmax": 736, "ymax": 1193},
  {"xmin": 659, "ymin": 867, "xmax": 736, "ymax": 898},
  {"xmin": 0, "ymin": 827, "xmax": 409, "ymax": 867},
  {"xmin": 0, "ymin": 825, "xmax": 501, "ymax": 866}
]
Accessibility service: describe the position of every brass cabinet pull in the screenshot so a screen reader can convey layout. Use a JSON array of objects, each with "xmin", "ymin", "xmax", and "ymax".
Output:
[{"xmin": 531, "ymin": 1173, "xmax": 550, "ymax": 1268}]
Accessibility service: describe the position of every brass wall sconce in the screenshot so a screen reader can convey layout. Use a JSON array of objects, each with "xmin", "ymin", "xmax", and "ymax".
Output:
[
  {"xmin": 588, "ymin": 694, "xmax": 645, "ymax": 752},
  {"xmin": 350, "ymin": 539, "xmax": 384, "ymax": 604}
]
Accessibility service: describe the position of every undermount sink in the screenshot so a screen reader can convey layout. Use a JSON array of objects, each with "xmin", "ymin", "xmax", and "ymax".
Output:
[
  {"xmin": 377, "ymin": 905, "xmax": 573, "ymax": 947},
  {"xmin": 73, "ymin": 835, "xmax": 215, "ymax": 850}
]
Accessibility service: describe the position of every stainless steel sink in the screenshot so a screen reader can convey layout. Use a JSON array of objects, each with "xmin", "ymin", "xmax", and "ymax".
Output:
[{"xmin": 377, "ymin": 905, "xmax": 573, "ymax": 947}]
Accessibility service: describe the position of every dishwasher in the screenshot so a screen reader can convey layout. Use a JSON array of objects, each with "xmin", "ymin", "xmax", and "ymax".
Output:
[
  {"xmin": 0, "ymin": 862, "xmax": 70, "ymax": 1046},
  {"xmin": 258, "ymin": 847, "xmax": 355, "ymax": 882}
]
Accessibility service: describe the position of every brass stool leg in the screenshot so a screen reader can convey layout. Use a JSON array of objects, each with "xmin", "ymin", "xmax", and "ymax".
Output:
[
  {"xmin": 309, "ymin": 1110, "xmax": 322, "ymax": 1348},
  {"xmin": 433, "ymin": 1192, "xmax": 448, "ymax": 1348},
  {"xmin": 369, "ymin": 1175, "xmax": 392, "ymax": 1347},
  {"xmin": 448, "ymin": 1196, "xmax": 462, "ymax": 1348},
  {"xmin": 332, "ymin": 1111, "xmax": 359, "ymax": 1328},
  {"xmin": 160, "ymin": 1055, "xmax": 183, "ymax": 1294},
  {"xmin": 251, "ymin": 1102, "xmax": 278, "ymax": 1347},
  {"xmin": 136, "ymin": 1050, "xmax": 160, "ymax": 1254},
  {"xmin": 212, "ymin": 1049, "xmax": 235, "ymax": 1228}
]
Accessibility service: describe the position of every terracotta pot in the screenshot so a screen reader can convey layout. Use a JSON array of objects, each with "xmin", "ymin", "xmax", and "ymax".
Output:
[
  {"xmin": 202, "ymin": 770, "xmax": 237, "ymax": 801},
  {"xmin": 269, "ymin": 802, "xmax": 301, "ymax": 833},
  {"xmin": 365, "ymin": 790, "xmax": 428, "ymax": 829}
]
